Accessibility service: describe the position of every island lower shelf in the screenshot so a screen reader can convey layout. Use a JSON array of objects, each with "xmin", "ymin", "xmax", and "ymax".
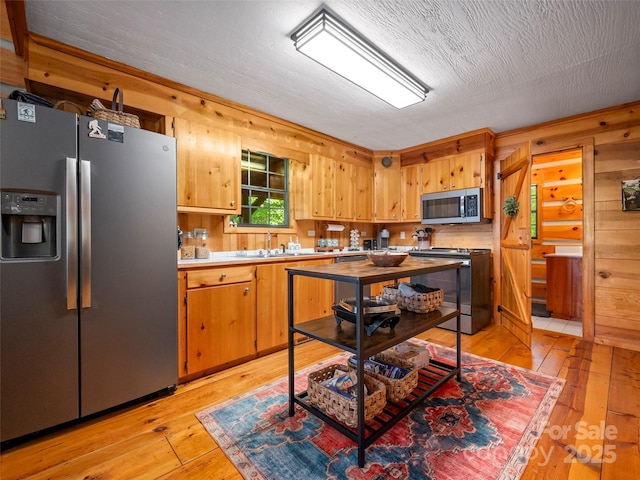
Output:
[
  {"xmin": 293, "ymin": 357, "xmax": 458, "ymax": 450},
  {"xmin": 293, "ymin": 306, "xmax": 459, "ymax": 357}
]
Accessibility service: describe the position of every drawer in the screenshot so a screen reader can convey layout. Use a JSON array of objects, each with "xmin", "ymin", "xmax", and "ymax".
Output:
[{"xmin": 187, "ymin": 266, "xmax": 255, "ymax": 288}]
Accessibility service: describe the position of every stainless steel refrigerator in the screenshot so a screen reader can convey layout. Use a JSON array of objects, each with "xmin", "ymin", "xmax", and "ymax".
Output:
[{"xmin": 0, "ymin": 98, "xmax": 178, "ymax": 443}]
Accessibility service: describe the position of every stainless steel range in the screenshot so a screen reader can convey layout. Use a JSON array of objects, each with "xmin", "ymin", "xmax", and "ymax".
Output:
[{"xmin": 408, "ymin": 248, "xmax": 491, "ymax": 334}]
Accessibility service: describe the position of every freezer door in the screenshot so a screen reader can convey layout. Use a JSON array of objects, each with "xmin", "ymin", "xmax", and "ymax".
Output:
[
  {"xmin": 77, "ymin": 119, "xmax": 178, "ymax": 416},
  {"xmin": 0, "ymin": 100, "xmax": 80, "ymax": 442}
]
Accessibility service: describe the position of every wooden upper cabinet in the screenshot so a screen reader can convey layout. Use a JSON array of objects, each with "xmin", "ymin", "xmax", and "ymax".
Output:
[
  {"xmin": 174, "ymin": 117, "xmax": 241, "ymax": 213},
  {"xmin": 335, "ymin": 161, "xmax": 355, "ymax": 219},
  {"xmin": 451, "ymin": 153, "xmax": 483, "ymax": 190},
  {"xmin": 294, "ymin": 156, "xmax": 372, "ymax": 221},
  {"xmin": 373, "ymin": 155, "xmax": 401, "ymax": 222},
  {"xmin": 354, "ymin": 164, "xmax": 373, "ymax": 221},
  {"xmin": 401, "ymin": 164, "xmax": 422, "ymax": 221},
  {"xmin": 422, "ymin": 153, "xmax": 484, "ymax": 193},
  {"xmin": 310, "ymin": 154, "xmax": 335, "ymax": 219}
]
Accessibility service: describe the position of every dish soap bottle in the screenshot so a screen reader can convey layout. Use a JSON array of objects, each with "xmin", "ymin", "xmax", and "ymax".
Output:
[{"xmin": 288, "ymin": 236, "xmax": 295, "ymax": 253}]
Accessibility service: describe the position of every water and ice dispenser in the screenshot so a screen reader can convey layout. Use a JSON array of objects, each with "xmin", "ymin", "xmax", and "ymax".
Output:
[{"xmin": 1, "ymin": 190, "xmax": 59, "ymax": 261}]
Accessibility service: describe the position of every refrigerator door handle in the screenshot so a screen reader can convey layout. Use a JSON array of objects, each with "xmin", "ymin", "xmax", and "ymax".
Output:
[
  {"xmin": 66, "ymin": 157, "xmax": 78, "ymax": 310},
  {"xmin": 80, "ymin": 160, "xmax": 92, "ymax": 308}
]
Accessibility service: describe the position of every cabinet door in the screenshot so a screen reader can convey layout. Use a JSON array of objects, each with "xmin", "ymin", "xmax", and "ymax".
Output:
[
  {"xmin": 175, "ymin": 118, "xmax": 241, "ymax": 213},
  {"xmin": 186, "ymin": 281, "xmax": 256, "ymax": 373},
  {"xmin": 256, "ymin": 263, "xmax": 288, "ymax": 353},
  {"xmin": 335, "ymin": 161, "xmax": 355, "ymax": 219},
  {"xmin": 256, "ymin": 259, "xmax": 333, "ymax": 352},
  {"xmin": 451, "ymin": 153, "xmax": 482, "ymax": 190},
  {"xmin": 421, "ymin": 159, "xmax": 451, "ymax": 193},
  {"xmin": 546, "ymin": 256, "xmax": 571, "ymax": 319},
  {"xmin": 294, "ymin": 259, "xmax": 334, "ymax": 325},
  {"xmin": 354, "ymin": 164, "xmax": 373, "ymax": 221},
  {"xmin": 374, "ymin": 163, "xmax": 402, "ymax": 221},
  {"xmin": 311, "ymin": 154, "xmax": 335, "ymax": 218},
  {"xmin": 401, "ymin": 164, "xmax": 422, "ymax": 221}
]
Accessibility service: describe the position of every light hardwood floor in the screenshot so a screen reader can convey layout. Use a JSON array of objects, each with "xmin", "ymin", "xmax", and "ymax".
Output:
[{"xmin": 1, "ymin": 324, "xmax": 638, "ymax": 479}]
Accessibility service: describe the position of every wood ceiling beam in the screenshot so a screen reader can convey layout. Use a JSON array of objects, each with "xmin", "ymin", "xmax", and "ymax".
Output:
[{"xmin": 4, "ymin": 0, "xmax": 26, "ymax": 57}]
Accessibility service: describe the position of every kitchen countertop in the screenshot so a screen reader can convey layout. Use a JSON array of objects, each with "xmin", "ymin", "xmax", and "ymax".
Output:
[
  {"xmin": 544, "ymin": 246, "xmax": 583, "ymax": 258},
  {"xmin": 177, "ymin": 249, "xmax": 371, "ymax": 269}
]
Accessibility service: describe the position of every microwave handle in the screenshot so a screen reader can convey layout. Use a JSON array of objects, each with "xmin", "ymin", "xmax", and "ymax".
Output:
[{"xmin": 460, "ymin": 195, "xmax": 466, "ymax": 218}]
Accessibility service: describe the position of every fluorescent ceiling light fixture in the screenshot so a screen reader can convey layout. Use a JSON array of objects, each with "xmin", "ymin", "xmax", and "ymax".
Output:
[{"xmin": 291, "ymin": 9, "xmax": 428, "ymax": 109}]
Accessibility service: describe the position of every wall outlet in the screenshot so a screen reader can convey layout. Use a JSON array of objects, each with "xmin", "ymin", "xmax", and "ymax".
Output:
[
  {"xmin": 308, "ymin": 230, "xmax": 315, "ymax": 237},
  {"xmin": 400, "ymin": 231, "xmax": 406, "ymax": 239},
  {"xmin": 362, "ymin": 231, "xmax": 367, "ymax": 237}
]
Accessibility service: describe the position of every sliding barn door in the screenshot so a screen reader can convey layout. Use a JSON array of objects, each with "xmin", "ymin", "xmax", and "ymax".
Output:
[{"xmin": 499, "ymin": 143, "xmax": 532, "ymax": 348}]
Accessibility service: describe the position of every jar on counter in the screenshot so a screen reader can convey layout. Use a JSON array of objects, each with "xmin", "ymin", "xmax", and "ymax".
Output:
[
  {"xmin": 180, "ymin": 231, "xmax": 195, "ymax": 259},
  {"xmin": 195, "ymin": 230, "xmax": 210, "ymax": 259}
]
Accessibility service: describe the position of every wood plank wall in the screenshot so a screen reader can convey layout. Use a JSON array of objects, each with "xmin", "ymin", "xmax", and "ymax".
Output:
[
  {"xmin": 495, "ymin": 105, "xmax": 640, "ymax": 351},
  {"xmin": 2, "ymin": 23, "xmax": 639, "ymax": 352}
]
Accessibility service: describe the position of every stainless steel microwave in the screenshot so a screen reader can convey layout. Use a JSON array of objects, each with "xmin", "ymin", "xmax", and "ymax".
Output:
[{"xmin": 420, "ymin": 187, "xmax": 488, "ymax": 224}]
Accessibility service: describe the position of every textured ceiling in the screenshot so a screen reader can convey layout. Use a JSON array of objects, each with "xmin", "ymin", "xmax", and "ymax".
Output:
[{"xmin": 23, "ymin": 0, "xmax": 640, "ymax": 150}]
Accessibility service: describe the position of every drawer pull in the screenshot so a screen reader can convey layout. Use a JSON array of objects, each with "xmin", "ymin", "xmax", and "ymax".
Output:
[{"xmin": 220, "ymin": 273, "xmax": 227, "ymax": 280}]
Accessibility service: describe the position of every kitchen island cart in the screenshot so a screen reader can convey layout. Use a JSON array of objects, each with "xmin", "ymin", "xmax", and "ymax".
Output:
[{"xmin": 287, "ymin": 257, "xmax": 463, "ymax": 467}]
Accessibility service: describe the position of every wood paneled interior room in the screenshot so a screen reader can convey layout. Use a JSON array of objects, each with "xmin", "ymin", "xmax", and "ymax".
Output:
[{"xmin": 1, "ymin": 1, "xmax": 639, "ymax": 479}]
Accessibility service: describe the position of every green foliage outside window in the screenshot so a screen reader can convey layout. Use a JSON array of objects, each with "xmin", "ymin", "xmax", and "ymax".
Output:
[{"xmin": 231, "ymin": 150, "xmax": 289, "ymax": 228}]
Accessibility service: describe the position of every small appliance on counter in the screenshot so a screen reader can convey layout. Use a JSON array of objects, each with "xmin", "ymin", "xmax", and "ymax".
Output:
[
  {"xmin": 348, "ymin": 228, "xmax": 360, "ymax": 250},
  {"xmin": 377, "ymin": 228, "xmax": 389, "ymax": 249},
  {"xmin": 413, "ymin": 228, "xmax": 433, "ymax": 250},
  {"xmin": 363, "ymin": 239, "xmax": 376, "ymax": 250}
]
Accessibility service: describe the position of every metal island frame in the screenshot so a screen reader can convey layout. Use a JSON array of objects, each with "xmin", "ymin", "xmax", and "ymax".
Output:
[{"xmin": 286, "ymin": 257, "xmax": 463, "ymax": 467}]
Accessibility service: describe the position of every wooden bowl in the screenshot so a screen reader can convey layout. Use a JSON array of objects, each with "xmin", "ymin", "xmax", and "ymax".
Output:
[{"xmin": 368, "ymin": 251, "xmax": 408, "ymax": 267}]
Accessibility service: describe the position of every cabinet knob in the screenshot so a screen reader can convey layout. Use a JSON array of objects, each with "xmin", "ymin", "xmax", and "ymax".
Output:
[
  {"xmin": 244, "ymin": 287, "xmax": 250, "ymax": 294},
  {"xmin": 230, "ymin": 200, "xmax": 235, "ymax": 207},
  {"xmin": 220, "ymin": 273, "xmax": 227, "ymax": 280},
  {"xmin": 451, "ymin": 184, "xmax": 455, "ymax": 188}
]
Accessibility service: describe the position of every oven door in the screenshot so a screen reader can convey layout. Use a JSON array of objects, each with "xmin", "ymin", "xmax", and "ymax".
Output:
[{"xmin": 410, "ymin": 258, "xmax": 471, "ymax": 314}]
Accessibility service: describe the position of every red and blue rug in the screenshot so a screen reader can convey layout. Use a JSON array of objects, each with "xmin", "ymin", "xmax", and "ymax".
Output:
[{"xmin": 196, "ymin": 340, "xmax": 564, "ymax": 479}]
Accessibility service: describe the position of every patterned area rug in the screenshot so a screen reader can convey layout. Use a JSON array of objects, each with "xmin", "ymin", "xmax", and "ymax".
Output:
[{"xmin": 197, "ymin": 340, "xmax": 564, "ymax": 479}]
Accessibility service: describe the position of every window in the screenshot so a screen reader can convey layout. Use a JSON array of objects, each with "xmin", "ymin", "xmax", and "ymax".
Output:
[{"xmin": 231, "ymin": 150, "xmax": 289, "ymax": 228}]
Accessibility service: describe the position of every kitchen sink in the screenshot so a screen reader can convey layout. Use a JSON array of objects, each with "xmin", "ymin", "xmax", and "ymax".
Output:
[{"xmin": 234, "ymin": 250, "xmax": 326, "ymax": 259}]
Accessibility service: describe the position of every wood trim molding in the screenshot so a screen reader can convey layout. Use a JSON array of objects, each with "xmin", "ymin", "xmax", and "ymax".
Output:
[
  {"xmin": 531, "ymin": 137, "xmax": 595, "ymax": 342},
  {"xmin": 4, "ymin": 0, "xmax": 26, "ymax": 56},
  {"xmin": 27, "ymin": 33, "xmax": 372, "ymax": 156}
]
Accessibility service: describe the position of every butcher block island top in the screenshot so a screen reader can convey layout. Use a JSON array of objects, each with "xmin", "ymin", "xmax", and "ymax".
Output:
[
  {"xmin": 285, "ymin": 256, "xmax": 462, "ymax": 285},
  {"xmin": 286, "ymin": 257, "xmax": 463, "ymax": 356}
]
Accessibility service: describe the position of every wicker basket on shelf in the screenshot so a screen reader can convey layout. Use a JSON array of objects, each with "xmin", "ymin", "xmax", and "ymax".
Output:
[
  {"xmin": 382, "ymin": 283, "xmax": 443, "ymax": 314},
  {"xmin": 90, "ymin": 88, "xmax": 140, "ymax": 128},
  {"xmin": 352, "ymin": 352, "xmax": 419, "ymax": 402},
  {"xmin": 385, "ymin": 340, "xmax": 431, "ymax": 369},
  {"xmin": 307, "ymin": 364, "xmax": 386, "ymax": 427}
]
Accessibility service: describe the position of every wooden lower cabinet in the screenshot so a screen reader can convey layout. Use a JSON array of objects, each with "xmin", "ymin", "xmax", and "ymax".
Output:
[
  {"xmin": 256, "ymin": 259, "xmax": 334, "ymax": 354},
  {"xmin": 179, "ymin": 259, "xmax": 333, "ymax": 381},
  {"xmin": 546, "ymin": 256, "xmax": 582, "ymax": 319},
  {"xmin": 181, "ymin": 266, "xmax": 256, "ymax": 379}
]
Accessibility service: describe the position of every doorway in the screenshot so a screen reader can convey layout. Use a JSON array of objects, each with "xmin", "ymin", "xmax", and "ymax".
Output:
[{"xmin": 530, "ymin": 149, "xmax": 583, "ymax": 337}]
